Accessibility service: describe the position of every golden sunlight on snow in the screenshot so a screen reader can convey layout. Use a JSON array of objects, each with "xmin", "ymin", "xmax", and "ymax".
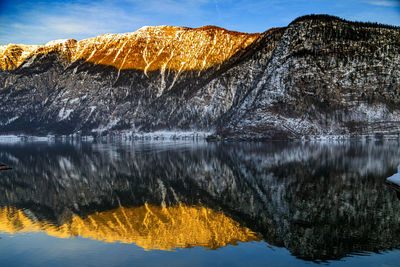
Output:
[
  {"xmin": 0, "ymin": 44, "xmax": 41, "ymax": 70},
  {"xmin": 0, "ymin": 26, "xmax": 260, "ymax": 72}
]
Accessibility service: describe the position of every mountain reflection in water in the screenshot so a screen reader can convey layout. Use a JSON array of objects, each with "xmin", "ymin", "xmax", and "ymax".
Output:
[
  {"xmin": 0, "ymin": 205, "xmax": 259, "ymax": 250},
  {"xmin": 0, "ymin": 141, "xmax": 400, "ymax": 262}
]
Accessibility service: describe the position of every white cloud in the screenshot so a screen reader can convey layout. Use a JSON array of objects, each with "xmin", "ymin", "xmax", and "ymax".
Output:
[
  {"xmin": 368, "ymin": 0, "xmax": 400, "ymax": 7},
  {"xmin": 0, "ymin": 0, "xmax": 218, "ymax": 44},
  {"xmin": 1, "ymin": 0, "xmax": 399, "ymax": 45}
]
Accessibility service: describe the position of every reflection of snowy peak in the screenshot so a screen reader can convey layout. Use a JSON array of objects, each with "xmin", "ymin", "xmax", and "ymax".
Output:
[
  {"xmin": 0, "ymin": 205, "xmax": 260, "ymax": 251},
  {"xmin": 0, "ymin": 142, "xmax": 400, "ymax": 260},
  {"xmin": 1, "ymin": 15, "xmax": 399, "ymax": 139}
]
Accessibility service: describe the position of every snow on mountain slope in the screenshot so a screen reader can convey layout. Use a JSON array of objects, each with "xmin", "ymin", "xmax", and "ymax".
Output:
[{"xmin": 0, "ymin": 15, "xmax": 399, "ymax": 139}]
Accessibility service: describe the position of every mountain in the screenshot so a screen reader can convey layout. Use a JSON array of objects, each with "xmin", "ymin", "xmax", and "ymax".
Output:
[{"xmin": 0, "ymin": 15, "xmax": 399, "ymax": 139}]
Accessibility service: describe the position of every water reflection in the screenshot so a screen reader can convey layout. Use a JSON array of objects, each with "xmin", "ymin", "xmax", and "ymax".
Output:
[
  {"xmin": 0, "ymin": 141, "xmax": 399, "ymax": 261},
  {"xmin": 0, "ymin": 205, "xmax": 259, "ymax": 250}
]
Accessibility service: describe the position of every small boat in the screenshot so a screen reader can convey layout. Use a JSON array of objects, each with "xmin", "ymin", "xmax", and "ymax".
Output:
[{"xmin": 0, "ymin": 164, "xmax": 12, "ymax": 171}]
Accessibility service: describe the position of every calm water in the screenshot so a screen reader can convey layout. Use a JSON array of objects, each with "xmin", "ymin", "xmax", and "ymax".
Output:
[{"xmin": 0, "ymin": 141, "xmax": 400, "ymax": 266}]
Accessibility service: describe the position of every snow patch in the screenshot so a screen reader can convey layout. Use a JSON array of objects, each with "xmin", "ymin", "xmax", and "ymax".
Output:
[
  {"xmin": 58, "ymin": 108, "xmax": 73, "ymax": 120},
  {"xmin": 45, "ymin": 39, "xmax": 69, "ymax": 46},
  {"xmin": 0, "ymin": 116, "xmax": 19, "ymax": 126},
  {"xmin": 69, "ymin": 98, "xmax": 80, "ymax": 104},
  {"xmin": 0, "ymin": 135, "xmax": 56, "ymax": 143},
  {"xmin": 132, "ymin": 131, "xmax": 212, "ymax": 140},
  {"xmin": 387, "ymin": 165, "xmax": 400, "ymax": 186},
  {"xmin": 0, "ymin": 135, "xmax": 21, "ymax": 143},
  {"xmin": 88, "ymin": 106, "xmax": 97, "ymax": 115},
  {"xmin": 92, "ymin": 118, "xmax": 121, "ymax": 133}
]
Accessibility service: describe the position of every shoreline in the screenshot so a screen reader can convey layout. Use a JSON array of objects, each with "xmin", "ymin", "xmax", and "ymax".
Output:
[{"xmin": 0, "ymin": 132, "xmax": 399, "ymax": 143}]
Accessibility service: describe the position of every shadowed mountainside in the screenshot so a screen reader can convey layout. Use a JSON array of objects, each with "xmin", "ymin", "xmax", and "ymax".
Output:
[{"xmin": 0, "ymin": 15, "xmax": 399, "ymax": 139}]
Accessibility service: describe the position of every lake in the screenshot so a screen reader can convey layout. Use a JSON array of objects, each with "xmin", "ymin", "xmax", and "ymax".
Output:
[{"xmin": 0, "ymin": 140, "xmax": 399, "ymax": 266}]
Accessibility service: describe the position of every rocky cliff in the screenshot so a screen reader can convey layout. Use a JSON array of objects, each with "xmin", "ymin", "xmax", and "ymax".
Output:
[{"xmin": 0, "ymin": 15, "xmax": 399, "ymax": 139}]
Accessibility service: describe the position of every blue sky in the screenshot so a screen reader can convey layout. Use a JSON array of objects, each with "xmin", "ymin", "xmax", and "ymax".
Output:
[{"xmin": 1, "ymin": 0, "xmax": 399, "ymax": 44}]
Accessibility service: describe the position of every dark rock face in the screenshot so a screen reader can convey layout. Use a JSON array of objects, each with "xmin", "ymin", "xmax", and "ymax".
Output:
[
  {"xmin": 0, "ymin": 141, "xmax": 400, "ymax": 260},
  {"xmin": 0, "ymin": 15, "xmax": 399, "ymax": 139},
  {"xmin": 220, "ymin": 17, "xmax": 400, "ymax": 139}
]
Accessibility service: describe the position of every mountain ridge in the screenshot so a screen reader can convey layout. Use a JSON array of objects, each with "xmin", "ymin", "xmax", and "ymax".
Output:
[
  {"xmin": 0, "ymin": 15, "xmax": 399, "ymax": 139},
  {"xmin": 0, "ymin": 25, "xmax": 260, "ymax": 72}
]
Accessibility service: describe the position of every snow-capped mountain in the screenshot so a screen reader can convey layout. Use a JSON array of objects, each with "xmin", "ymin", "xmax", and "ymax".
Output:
[{"xmin": 1, "ymin": 15, "xmax": 399, "ymax": 139}]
